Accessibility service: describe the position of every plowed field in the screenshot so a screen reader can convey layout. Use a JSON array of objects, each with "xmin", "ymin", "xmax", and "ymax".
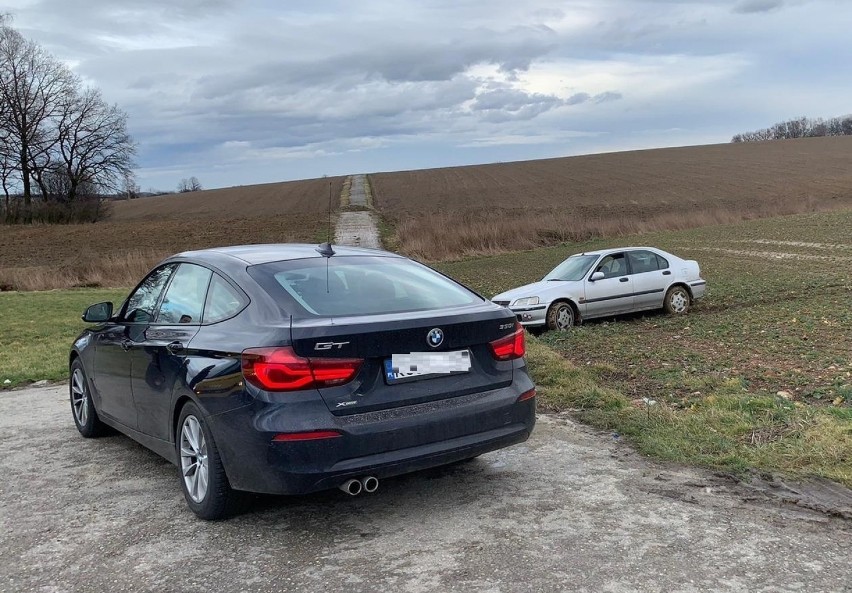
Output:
[{"xmin": 371, "ymin": 136, "xmax": 852, "ymax": 259}]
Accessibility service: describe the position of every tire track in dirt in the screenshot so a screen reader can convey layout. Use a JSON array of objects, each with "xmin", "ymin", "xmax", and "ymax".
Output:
[{"xmin": 334, "ymin": 174, "xmax": 381, "ymax": 249}]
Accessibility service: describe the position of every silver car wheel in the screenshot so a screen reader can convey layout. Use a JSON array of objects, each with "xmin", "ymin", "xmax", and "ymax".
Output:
[
  {"xmin": 556, "ymin": 307, "xmax": 573, "ymax": 329},
  {"xmin": 668, "ymin": 290, "xmax": 688, "ymax": 313},
  {"xmin": 546, "ymin": 302, "xmax": 576, "ymax": 331},
  {"xmin": 71, "ymin": 368, "xmax": 89, "ymax": 427},
  {"xmin": 180, "ymin": 415, "xmax": 209, "ymax": 504}
]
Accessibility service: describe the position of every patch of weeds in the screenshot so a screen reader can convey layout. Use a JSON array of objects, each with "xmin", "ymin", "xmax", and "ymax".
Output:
[{"xmin": 375, "ymin": 213, "xmax": 399, "ymax": 252}]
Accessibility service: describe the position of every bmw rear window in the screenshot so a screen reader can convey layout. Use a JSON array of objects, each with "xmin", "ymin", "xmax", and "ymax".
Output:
[{"xmin": 247, "ymin": 256, "xmax": 482, "ymax": 317}]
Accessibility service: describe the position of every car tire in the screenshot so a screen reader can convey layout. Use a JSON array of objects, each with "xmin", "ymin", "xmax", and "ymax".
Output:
[
  {"xmin": 664, "ymin": 286, "xmax": 691, "ymax": 315},
  {"xmin": 176, "ymin": 401, "xmax": 240, "ymax": 520},
  {"xmin": 70, "ymin": 359, "xmax": 107, "ymax": 438},
  {"xmin": 546, "ymin": 301, "xmax": 575, "ymax": 331}
]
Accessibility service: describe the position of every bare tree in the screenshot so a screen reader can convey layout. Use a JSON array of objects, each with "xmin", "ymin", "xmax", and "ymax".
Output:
[
  {"xmin": 122, "ymin": 171, "xmax": 140, "ymax": 199},
  {"xmin": 0, "ymin": 23, "xmax": 74, "ymax": 208},
  {"xmin": 178, "ymin": 176, "xmax": 202, "ymax": 192},
  {"xmin": 0, "ymin": 125, "xmax": 14, "ymax": 215},
  {"xmin": 55, "ymin": 86, "xmax": 135, "ymax": 203},
  {"xmin": 734, "ymin": 114, "xmax": 852, "ymax": 143}
]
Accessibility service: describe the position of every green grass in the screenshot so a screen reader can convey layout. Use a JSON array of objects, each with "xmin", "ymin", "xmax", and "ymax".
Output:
[
  {"xmin": 439, "ymin": 210, "xmax": 852, "ymax": 486},
  {"xmin": 0, "ymin": 288, "xmax": 126, "ymax": 388}
]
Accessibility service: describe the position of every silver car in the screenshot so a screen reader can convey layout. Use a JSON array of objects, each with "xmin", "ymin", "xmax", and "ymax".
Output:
[{"xmin": 492, "ymin": 247, "xmax": 706, "ymax": 331}]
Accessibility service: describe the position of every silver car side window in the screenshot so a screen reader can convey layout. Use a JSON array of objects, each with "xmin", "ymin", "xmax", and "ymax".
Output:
[{"xmin": 596, "ymin": 254, "xmax": 627, "ymax": 279}]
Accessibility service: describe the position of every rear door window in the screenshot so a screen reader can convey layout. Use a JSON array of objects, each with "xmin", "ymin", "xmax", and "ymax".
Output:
[
  {"xmin": 248, "ymin": 256, "xmax": 481, "ymax": 317},
  {"xmin": 156, "ymin": 263, "xmax": 212, "ymax": 325},
  {"xmin": 627, "ymin": 250, "xmax": 662, "ymax": 274}
]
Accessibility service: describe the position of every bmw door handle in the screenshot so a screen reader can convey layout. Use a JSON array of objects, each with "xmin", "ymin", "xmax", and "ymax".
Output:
[
  {"xmin": 619, "ymin": 277, "xmax": 629, "ymax": 283},
  {"xmin": 166, "ymin": 341, "xmax": 185, "ymax": 354}
]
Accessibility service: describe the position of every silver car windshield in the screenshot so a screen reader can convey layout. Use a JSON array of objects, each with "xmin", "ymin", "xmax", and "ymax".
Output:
[{"xmin": 543, "ymin": 255, "xmax": 598, "ymax": 281}]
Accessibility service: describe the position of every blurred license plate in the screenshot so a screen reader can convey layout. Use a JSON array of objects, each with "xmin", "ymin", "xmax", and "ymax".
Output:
[{"xmin": 384, "ymin": 350, "xmax": 471, "ymax": 384}]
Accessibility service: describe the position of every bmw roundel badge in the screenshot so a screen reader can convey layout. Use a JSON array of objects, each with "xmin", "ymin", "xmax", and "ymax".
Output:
[{"xmin": 426, "ymin": 328, "xmax": 444, "ymax": 348}]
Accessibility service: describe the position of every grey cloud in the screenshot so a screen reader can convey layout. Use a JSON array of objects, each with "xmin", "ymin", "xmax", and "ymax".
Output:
[
  {"xmin": 733, "ymin": 0, "xmax": 784, "ymax": 14},
  {"xmin": 472, "ymin": 88, "xmax": 564, "ymax": 123},
  {"xmin": 565, "ymin": 92, "xmax": 622, "ymax": 106},
  {"xmin": 566, "ymin": 93, "xmax": 591, "ymax": 105},
  {"xmin": 189, "ymin": 23, "xmax": 558, "ymax": 107},
  {"xmin": 473, "ymin": 88, "xmax": 561, "ymax": 111},
  {"xmin": 594, "ymin": 91, "xmax": 623, "ymax": 104},
  {"xmin": 48, "ymin": 0, "xmax": 242, "ymax": 20}
]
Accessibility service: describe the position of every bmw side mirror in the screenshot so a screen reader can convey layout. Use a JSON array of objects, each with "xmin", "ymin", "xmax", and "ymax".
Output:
[
  {"xmin": 82, "ymin": 302, "xmax": 113, "ymax": 322},
  {"xmin": 590, "ymin": 271, "xmax": 605, "ymax": 281}
]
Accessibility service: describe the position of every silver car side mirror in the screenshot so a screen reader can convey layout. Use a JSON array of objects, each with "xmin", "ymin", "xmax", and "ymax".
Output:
[{"xmin": 590, "ymin": 271, "xmax": 605, "ymax": 281}]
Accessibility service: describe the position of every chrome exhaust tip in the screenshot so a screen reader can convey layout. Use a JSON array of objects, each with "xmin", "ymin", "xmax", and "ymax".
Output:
[
  {"xmin": 339, "ymin": 478, "xmax": 363, "ymax": 496},
  {"xmin": 362, "ymin": 476, "xmax": 379, "ymax": 493}
]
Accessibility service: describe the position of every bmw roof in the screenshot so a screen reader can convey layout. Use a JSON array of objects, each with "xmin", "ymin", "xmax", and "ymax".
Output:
[{"xmin": 172, "ymin": 243, "xmax": 400, "ymax": 266}]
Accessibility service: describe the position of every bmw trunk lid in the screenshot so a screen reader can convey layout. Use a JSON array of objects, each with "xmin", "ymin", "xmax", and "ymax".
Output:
[{"xmin": 290, "ymin": 305, "xmax": 519, "ymax": 415}]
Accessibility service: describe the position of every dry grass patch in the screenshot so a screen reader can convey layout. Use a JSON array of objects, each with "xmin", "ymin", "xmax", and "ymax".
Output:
[
  {"xmin": 1, "ymin": 177, "xmax": 344, "ymax": 291},
  {"xmin": 0, "ymin": 250, "xmax": 165, "ymax": 291},
  {"xmin": 393, "ymin": 195, "xmax": 840, "ymax": 260}
]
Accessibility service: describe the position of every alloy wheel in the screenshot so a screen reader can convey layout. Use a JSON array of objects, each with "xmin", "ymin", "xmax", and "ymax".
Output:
[
  {"xmin": 71, "ymin": 368, "xmax": 89, "ymax": 427},
  {"xmin": 180, "ymin": 415, "xmax": 209, "ymax": 503}
]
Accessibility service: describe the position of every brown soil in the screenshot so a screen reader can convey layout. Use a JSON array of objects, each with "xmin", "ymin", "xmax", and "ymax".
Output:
[
  {"xmin": 370, "ymin": 136, "xmax": 852, "ymax": 259},
  {"xmin": 371, "ymin": 137, "xmax": 852, "ymax": 214}
]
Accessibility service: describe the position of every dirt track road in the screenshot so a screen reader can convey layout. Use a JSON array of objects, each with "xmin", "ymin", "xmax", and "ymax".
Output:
[
  {"xmin": 1, "ymin": 386, "xmax": 850, "ymax": 593},
  {"xmin": 335, "ymin": 174, "xmax": 380, "ymax": 249}
]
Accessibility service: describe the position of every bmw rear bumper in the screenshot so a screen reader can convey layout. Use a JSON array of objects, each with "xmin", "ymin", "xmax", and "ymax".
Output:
[{"xmin": 207, "ymin": 378, "xmax": 536, "ymax": 495}]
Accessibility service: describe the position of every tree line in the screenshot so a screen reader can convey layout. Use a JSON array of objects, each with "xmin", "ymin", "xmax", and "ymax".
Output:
[
  {"xmin": 0, "ymin": 16, "xmax": 135, "ymax": 223},
  {"xmin": 732, "ymin": 115, "xmax": 852, "ymax": 143}
]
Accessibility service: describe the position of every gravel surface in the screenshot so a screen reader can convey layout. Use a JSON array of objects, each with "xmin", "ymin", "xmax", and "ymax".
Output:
[{"xmin": 1, "ymin": 385, "xmax": 850, "ymax": 593}]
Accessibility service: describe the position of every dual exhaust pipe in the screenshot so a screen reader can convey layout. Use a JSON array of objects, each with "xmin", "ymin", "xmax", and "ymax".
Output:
[{"xmin": 339, "ymin": 476, "xmax": 379, "ymax": 496}]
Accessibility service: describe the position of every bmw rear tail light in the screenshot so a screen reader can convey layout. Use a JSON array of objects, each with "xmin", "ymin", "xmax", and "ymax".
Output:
[
  {"xmin": 241, "ymin": 347, "xmax": 362, "ymax": 391},
  {"xmin": 489, "ymin": 323, "xmax": 526, "ymax": 361}
]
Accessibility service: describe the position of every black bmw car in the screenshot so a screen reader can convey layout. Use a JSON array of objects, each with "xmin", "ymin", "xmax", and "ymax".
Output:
[{"xmin": 70, "ymin": 244, "xmax": 536, "ymax": 519}]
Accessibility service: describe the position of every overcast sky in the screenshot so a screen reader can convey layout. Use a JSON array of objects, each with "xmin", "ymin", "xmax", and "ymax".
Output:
[{"xmin": 6, "ymin": 0, "xmax": 851, "ymax": 190}]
